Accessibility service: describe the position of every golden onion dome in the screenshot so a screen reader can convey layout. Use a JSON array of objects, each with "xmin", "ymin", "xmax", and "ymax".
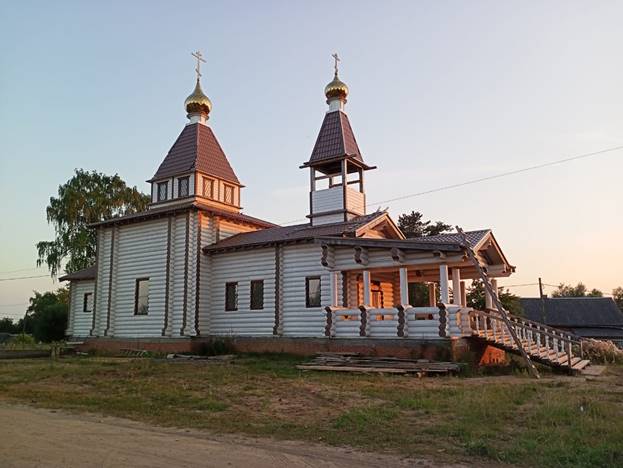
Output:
[
  {"xmin": 184, "ymin": 79, "xmax": 212, "ymax": 115},
  {"xmin": 324, "ymin": 72, "xmax": 349, "ymax": 101}
]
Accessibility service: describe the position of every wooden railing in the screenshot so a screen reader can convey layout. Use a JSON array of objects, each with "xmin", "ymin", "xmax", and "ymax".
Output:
[{"xmin": 469, "ymin": 308, "xmax": 584, "ymax": 366}]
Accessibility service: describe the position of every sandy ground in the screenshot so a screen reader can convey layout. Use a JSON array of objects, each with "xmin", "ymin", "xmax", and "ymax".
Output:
[{"xmin": 0, "ymin": 404, "xmax": 464, "ymax": 468}]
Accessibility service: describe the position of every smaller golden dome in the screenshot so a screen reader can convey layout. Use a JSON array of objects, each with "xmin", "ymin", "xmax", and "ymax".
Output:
[
  {"xmin": 324, "ymin": 72, "xmax": 349, "ymax": 101},
  {"xmin": 184, "ymin": 79, "xmax": 212, "ymax": 115}
]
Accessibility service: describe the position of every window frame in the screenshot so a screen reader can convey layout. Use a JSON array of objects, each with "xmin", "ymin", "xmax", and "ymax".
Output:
[
  {"xmin": 202, "ymin": 176, "xmax": 215, "ymax": 199},
  {"xmin": 177, "ymin": 176, "xmax": 190, "ymax": 198},
  {"xmin": 134, "ymin": 278, "xmax": 150, "ymax": 316},
  {"xmin": 82, "ymin": 292, "xmax": 93, "ymax": 312},
  {"xmin": 250, "ymin": 279, "xmax": 264, "ymax": 310},
  {"xmin": 305, "ymin": 276, "xmax": 322, "ymax": 308},
  {"xmin": 223, "ymin": 184, "xmax": 234, "ymax": 205},
  {"xmin": 225, "ymin": 282, "xmax": 238, "ymax": 311},
  {"xmin": 157, "ymin": 181, "xmax": 168, "ymax": 202}
]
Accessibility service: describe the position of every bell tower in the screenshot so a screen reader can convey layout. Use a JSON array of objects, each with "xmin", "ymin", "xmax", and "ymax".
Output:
[{"xmin": 301, "ymin": 54, "xmax": 376, "ymax": 226}]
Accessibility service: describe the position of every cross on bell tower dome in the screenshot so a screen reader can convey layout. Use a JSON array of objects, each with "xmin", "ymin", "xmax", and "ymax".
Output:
[{"xmin": 300, "ymin": 54, "xmax": 376, "ymax": 226}]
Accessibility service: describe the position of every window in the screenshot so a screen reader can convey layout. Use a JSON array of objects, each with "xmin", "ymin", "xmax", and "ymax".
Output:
[
  {"xmin": 305, "ymin": 276, "xmax": 321, "ymax": 308},
  {"xmin": 224, "ymin": 184, "xmax": 234, "ymax": 204},
  {"xmin": 203, "ymin": 177, "xmax": 214, "ymax": 199},
  {"xmin": 83, "ymin": 292, "xmax": 93, "ymax": 312},
  {"xmin": 225, "ymin": 282, "xmax": 238, "ymax": 311},
  {"xmin": 178, "ymin": 177, "xmax": 190, "ymax": 197},
  {"xmin": 157, "ymin": 182, "xmax": 168, "ymax": 202},
  {"xmin": 250, "ymin": 280, "xmax": 264, "ymax": 310},
  {"xmin": 134, "ymin": 278, "xmax": 149, "ymax": 315}
]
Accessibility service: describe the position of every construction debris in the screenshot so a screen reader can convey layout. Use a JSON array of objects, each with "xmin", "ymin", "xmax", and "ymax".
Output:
[
  {"xmin": 296, "ymin": 352, "xmax": 462, "ymax": 376},
  {"xmin": 582, "ymin": 339, "xmax": 623, "ymax": 364},
  {"xmin": 166, "ymin": 353, "xmax": 235, "ymax": 361}
]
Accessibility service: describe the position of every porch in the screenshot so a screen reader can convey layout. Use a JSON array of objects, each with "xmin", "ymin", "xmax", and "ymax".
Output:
[{"xmin": 316, "ymin": 233, "xmax": 513, "ymax": 340}]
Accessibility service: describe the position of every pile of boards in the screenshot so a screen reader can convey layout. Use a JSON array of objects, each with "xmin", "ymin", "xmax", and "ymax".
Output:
[{"xmin": 297, "ymin": 352, "xmax": 462, "ymax": 376}]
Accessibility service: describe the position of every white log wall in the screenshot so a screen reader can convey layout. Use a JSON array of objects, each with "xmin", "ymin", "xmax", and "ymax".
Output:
[
  {"xmin": 68, "ymin": 280, "xmax": 94, "ymax": 337},
  {"xmin": 282, "ymin": 244, "xmax": 340, "ymax": 337},
  {"xmin": 345, "ymin": 186, "xmax": 365, "ymax": 215},
  {"xmin": 208, "ymin": 247, "xmax": 276, "ymax": 336},
  {"xmin": 92, "ymin": 228, "xmax": 112, "ymax": 336},
  {"xmin": 109, "ymin": 219, "xmax": 168, "ymax": 338},
  {"xmin": 198, "ymin": 214, "xmax": 216, "ymax": 334}
]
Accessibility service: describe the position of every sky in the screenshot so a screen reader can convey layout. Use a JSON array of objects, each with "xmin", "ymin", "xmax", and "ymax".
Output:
[{"xmin": 1, "ymin": 1, "xmax": 622, "ymax": 320}]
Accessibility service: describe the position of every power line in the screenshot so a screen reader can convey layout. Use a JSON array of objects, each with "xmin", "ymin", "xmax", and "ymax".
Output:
[
  {"xmin": 0, "ymin": 275, "xmax": 50, "ymax": 282},
  {"xmin": 365, "ymin": 144, "xmax": 623, "ymax": 207},
  {"xmin": 278, "ymin": 143, "xmax": 623, "ymax": 225},
  {"xmin": 0, "ymin": 267, "xmax": 41, "ymax": 275}
]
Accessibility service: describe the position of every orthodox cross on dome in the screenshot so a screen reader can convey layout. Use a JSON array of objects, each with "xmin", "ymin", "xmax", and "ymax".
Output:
[
  {"xmin": 332, "ymin": 52, "xmax": 340, "ymax": 76},
  {"xmin": 191, "ymin": 50, "xmax": 206, "ymax": 79}
]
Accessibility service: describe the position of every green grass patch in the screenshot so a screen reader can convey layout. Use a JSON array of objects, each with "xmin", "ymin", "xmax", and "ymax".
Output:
[{"xmin": 0, "ymin": 355, "xmax": 621, "ymax": 466}]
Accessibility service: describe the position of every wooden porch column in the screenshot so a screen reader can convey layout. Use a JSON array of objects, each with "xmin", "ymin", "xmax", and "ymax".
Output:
[
  {"xmin": 439, "ymin": 264, "xmax": 450, "ymax": 303},
  {"xmin": 329, "ymin": 271, "xmax": 339, "ymax": 307},
  {"xmin": 399, "ymin": 267, "xmax": 409, "ymax": 305},
  {"xmin": 428, "ymin": 283, "xmax": 436, "ymax": 306},
  {"xmin": 460, "ymin": 281, "xmax": 467, "ymax": 308},
  {"xmin": 490, "ymin": 278, "xmax": 498, "ymax": 311},
  {"xmin": 485, "ymin": 282, "xmax": 493, "ymax": 310},
  {"xmin": 362, "ymin": 270, "xmax": 371, "ymax": 306},
  {"xmin": 452, "ymin": 268, "xmax": 462, "ymax": 306}
]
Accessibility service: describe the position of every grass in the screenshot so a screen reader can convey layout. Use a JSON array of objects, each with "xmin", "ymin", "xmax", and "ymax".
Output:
[{"xmin": 0, "ymin": 354, "xmax": 622, "ymax": 467}]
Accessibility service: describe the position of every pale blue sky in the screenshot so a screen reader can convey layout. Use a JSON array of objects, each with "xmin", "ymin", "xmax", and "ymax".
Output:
[{"xmin": 1, "ymin": 1, "xmax": 622, "ymax": 319}]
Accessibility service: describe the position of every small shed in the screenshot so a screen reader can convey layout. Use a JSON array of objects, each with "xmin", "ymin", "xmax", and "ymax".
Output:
[{"xmin": 520, "ymin": 297, "xmax": 623, "ymax": 346}]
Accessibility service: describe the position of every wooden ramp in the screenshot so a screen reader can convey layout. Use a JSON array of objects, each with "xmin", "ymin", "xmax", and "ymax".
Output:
[
  {"xmin": 456, "ymin": 226, "xmax": 590, "ymax": 376},
  {"xmin": 469, "ymin": 308, "xmax": 590, "ymax": 372}
]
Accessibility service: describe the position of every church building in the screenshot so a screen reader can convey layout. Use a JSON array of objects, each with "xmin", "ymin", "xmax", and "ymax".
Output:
[{"xmin": 61, "ymin": 55, "xmax": 519, "ymax": 356}]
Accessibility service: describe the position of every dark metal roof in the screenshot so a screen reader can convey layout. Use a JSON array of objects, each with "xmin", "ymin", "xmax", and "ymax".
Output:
[
  {"xmin": 151, "ymin": 123, "xmax": 240, "ymax": 184},
  {"xmin": 90, "ymin": 200, "xmax": 276, "ymax": 229},
  {"xmin": 567, "ymin": 327, "xmax": 623, "ymax": 339},
  {"xmin": 303, "ymin": 111, "xmax": 365, "ymax": 167},
  {"xmin": 59, "ymin": 265, "xmax": 96, "ymax": 282},
  {"xmin": 204, "ymin": 212, "xmax": 386, "ymax": 253},
  {"xmin": 520, "ymin": 297, "xmax": 623, "ymax": 327},
  {"xmin": 412, "ymin": 230, "xmax": 491, "ymax": 248},
  {"xmin": 203, "ymin": 213, "xmax": 487, "ymax": 254}
]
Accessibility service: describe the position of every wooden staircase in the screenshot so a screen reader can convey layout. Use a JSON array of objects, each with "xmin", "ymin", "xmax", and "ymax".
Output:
[
  {"xmin": 469, "ymin": 308, "xmax": 590, "ymax": 372},
  {"xmin": 455, "ymin": 226, "xmax": 590, "ymax": 377}
]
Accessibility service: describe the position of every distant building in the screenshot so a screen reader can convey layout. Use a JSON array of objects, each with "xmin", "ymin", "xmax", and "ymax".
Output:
[{"xmin": 520, "ymin": 297, "xmax": 623, "ymax": 346}]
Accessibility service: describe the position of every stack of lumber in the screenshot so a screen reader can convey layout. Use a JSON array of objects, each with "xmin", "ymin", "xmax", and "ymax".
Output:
[{"xmin": 296, "ymin": 352, "xmax": 462, "ymax": 376}]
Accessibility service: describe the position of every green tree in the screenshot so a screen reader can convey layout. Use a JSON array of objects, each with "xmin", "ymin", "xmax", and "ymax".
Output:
[
  {"xmin": 398, "ymin": 211, "xmax": 452, "ymax": 238},
  {"xmin": 36, "ymin": 169, "xmax": 150, "ymax": 277},
  {"xmin": 466, "ymin": 280, "xmax": 522, "ymax": 315},
  {"xmin": 0, "ymin": 317, "xmax": 19, "ymax": 334},
  {"xmin": 551, "ymin": 282, "xmax": 603, "ymax": 298},
  {"xmin": 613, "ymin": 287, "xmax": 623, "ymax": 312},
  {"xmin": 25, "ymin": 288, "xmax": 69, "ymax": 342}
]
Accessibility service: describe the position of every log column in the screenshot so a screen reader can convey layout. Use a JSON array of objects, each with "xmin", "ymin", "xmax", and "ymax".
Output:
[
  {"xmin": 439, "ymin": 264, "xmax": 450, "ymax": 303},
  {"xmin": 362, "ymin": 270, "xmax": 371, "ymax": 306},
  {"xmin": 428, "ymin": 283, "xmax": 436, "ymax": 306},
  {"xmin": 452, "ymin": 268, "xmax": 462, "ymax": 306},
  {"xmin": 399, "ymin": 267, "xmax": 409, "ymax": 305},
  {"xmin": 329, "ymin": 271, "xmax": 339, "ymax": 307}
]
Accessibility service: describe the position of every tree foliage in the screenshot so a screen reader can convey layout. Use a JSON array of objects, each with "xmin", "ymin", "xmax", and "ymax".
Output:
[
  {"xmin": 23, "ymin": 288, "xmax": 70, "ymax": 342},
  {"xmin": 612, "ymin": 287, "xmax": 623, "ymax": 312},
  {"xmin": 551, "ymin": 282, "xmax": 603, "ymax": 298},
  {"xmin": 397, "ymin": 211, "xmax": 452, "ymax": 238},
  {"xmin": 36, "ymin": 169, "xmax": 150, "ymax": 277},
  {"xmin": 0, "ymin": 318, "xmax": 20, "ymax": 334},
  {"xmin": 466, "ymin": 280, "xmax": 522, "ymax": 315}
]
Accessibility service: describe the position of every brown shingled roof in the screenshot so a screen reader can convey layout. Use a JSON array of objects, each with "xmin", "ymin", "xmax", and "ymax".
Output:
[
  {"xmin": 304, "ymin": 111, "xmax": 364, "ymax": 166},
  {"xmin": 150, "ymin": 123, "xmax": 240, "ymax": 184},
  {"xmin": 59, "ymin": 265, "xmax": 96, "ymax": 282},
  {"xmin": 204, "ymin": 212, "xmax": 388, "ymax": 253},
  {"xmin": 90, "ymin": 200, "xmax": 276, "ymax": 229}
]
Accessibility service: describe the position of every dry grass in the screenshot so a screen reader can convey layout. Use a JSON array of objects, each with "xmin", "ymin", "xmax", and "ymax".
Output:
[{"xmin": 0, "ymin": 354, "xmax": 622, "ymax": 467}]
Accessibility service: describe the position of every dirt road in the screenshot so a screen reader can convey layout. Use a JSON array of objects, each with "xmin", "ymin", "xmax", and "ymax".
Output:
[{"xmin": 0, "ymin": 404, "xmax": 455, "ymax": 468}]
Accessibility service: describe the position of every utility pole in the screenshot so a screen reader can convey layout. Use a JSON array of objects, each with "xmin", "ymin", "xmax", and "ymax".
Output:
[{"xmin": 538, "ymin": 277, "xmax": 546, "ymax": 323}]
